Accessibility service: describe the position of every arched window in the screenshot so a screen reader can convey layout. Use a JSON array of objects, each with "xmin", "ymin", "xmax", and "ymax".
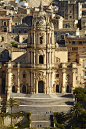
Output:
[
  {"xmin": 2, "ymin": 37, "xmax": 4, "ymax": 41},
  {"xmin": 12, "ymin": 86, "xmax": 15, "ymax": 92},
  {"xmin": 22, "ymin": 85, "xmax": 26, "ymax": 93},
  {"xmin": 39, "ymin": 55, "xmax": 43, "ymax": 64}
]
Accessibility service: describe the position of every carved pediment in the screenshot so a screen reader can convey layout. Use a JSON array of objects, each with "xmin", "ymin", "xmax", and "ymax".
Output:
[{"xmin": 35, "ymin": 71, "xmax": 46, "ymax": 80}]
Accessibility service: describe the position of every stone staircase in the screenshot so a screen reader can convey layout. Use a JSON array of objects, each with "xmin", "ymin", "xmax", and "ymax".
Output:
[
  {"xmin": 31, "ymin": 114, "xmax": 53, "ymax": 127},
  {"xmin": 7, "ymin": 93, "xmax": 74, "ymax": 127},
  {"xmin": 7, "ymin": 93, "xmax": 74, "ymax": 114}
]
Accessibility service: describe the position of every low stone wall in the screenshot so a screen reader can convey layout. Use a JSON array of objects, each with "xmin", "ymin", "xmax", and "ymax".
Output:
[{"xmin": 3, "ymin": 116, "xmax": 28, "ymax": 126}]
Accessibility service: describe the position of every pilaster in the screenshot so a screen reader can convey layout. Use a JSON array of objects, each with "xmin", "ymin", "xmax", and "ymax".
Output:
[
  {"xmin": 17, "ymin": 63, "xmax": 20, "ymax": 93},
  {"xmin": 36, "ymin": 80, "xmax": 38, "ymax": 94},
  {"xmin": 62, "ymin": 69, "xmax": 66, "ymax": 93},
  {"xmin": 72, "ymin": 69, "xmax": 76, "ymax": 91}
]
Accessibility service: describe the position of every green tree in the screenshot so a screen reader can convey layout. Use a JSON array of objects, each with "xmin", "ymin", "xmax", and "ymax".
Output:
[
  {"xmin": 73, "ymin": 87, "xmax": 86, "ymax": 102},
  {"xmin": 6, "ymin": 97, "xmax": 19, "ymax": 126},
  {"xmin": 70, "ymin": 102, "xmax": 83, "ymax": 126},
  {"xmin": 78, "ymin": 110, "xmax": 86, "ymax": 128}
]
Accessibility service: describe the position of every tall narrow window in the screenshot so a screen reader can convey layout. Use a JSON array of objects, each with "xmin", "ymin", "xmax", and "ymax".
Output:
[
  {"xmin": 2, "ymin": 37, "xmax": 4, "ymax": 41},
  {"xmin": 4, "ymin": 28, "xmax": 7, "ymax": 32},
  {"xmin": 12, "ymin": 86, "xmax": 15, "ymax": 92},
  {"xmin": 4, "ymin": 22, "xmax": 6, "ymax": 26},
  {"xmin": 39, "ymin": 55, "xmax": 43, "ymax": 64},
  {"xmin": 23, "ymin": 73, "xmax": 26, "ymax": 78},
  {"xmin": 40, "ymin": 36, "xmax": 43, "ymax": 44}
]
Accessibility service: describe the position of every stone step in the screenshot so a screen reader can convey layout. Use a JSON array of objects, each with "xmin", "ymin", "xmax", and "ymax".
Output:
[
  {"xmin": 15, "ymin": 98, "xmax": 73, "ymax": 105},
  {"xmin": 31, "ymin": 121, "xmax": 54, "ymax": 127},
  {"xmin": 31, "ymin": 114, "xmax": 52, "ymax": 121},
  {"xmin": 7, "ymin": 93, "xmax": 74, "ymax": 114},
  {"xmin": 8, "ymin": 105, "xmax": 72, "ymax": 114},
  {"xmin": 10, "ymin": 93, "xmax": 51, "ymax": 98}
]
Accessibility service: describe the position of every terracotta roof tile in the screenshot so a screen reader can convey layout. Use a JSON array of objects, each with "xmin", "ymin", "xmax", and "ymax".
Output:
[{"xmin": 1, "ymin": 17, "xmax": 10, "ymax": 20}]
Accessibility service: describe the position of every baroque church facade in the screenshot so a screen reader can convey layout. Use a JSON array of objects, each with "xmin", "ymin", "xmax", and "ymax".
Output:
[{"xmin": 5, "ymin": 4, "xmax": 80, "ymax": 95}]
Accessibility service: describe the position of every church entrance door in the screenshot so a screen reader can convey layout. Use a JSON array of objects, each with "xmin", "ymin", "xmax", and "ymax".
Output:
[
  {"xmin": 56, "ymin": 85, "xmax": 59, "ymax": 93},
  {"xmin": 66, "ymin": 85, "xmax": 69, "ymax": 93},
  {"xmin": 38, "ymin": 81, "xmax": 44, "ymax": 93},
  {"xmin": 22, "ymin": 85, "xmax": 26, "ymax": 93}
]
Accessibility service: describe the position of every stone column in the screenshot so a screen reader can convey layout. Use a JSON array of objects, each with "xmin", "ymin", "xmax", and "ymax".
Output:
[
  {"xmin": 72, "ymin": 69, "xmax": 76, "ymax": 92},
  {"xmin": 28, "ymin": 51, "xmax": 30, "ymax": 63},
  {"xmin": 46, "ymin": 33, "xmax": 48, "ymax": 44},
  {"xmin": 37, "ymin": 54, "xmax": 39, "ymax": 64},
  {"xmin": 49, "ymin": 72, "xmax": 51, "ymax": 94},
  {"xmin": 38, "ymin": 33, "xmax": 39, "ymax": 44},
  {"xmin": 17, "ymin": 63, "xmax": 20, "ymax": 93},
  {"xmin": 44, "ymin": 82, "xmax": 46, "ymax": 94},
  {"xmin": 33, "ymin": 72, "xmax": 35, "ymax": 94},
  {"xmin": 49, "ymin": 33, "xmax": 50, "ymax": 44},
  {"xmin": 43, "ymin": 55, "xmax": 45, "ymax": 64},
  {"xmin": 9, "ymin": 20, "xmax": 11, "ymax": 32},
  {"xmin": 28, "ymin": 71, "xmax": 30, "ymax": 92},
  {"xmin": 50, "ymin": 31, "xmax": 51, "ymax": 44},
  {"xmin": 62, "ymin": 69, "xmax": 66, "ymax": 93},
  {"xmin": 46, "ymin": 72, "xmax": 48, "ymax": 94},
  {"xmin": 34, "ymin": 31, "xmax": 35, "ymax": 45},
  {"xmin": 45, "ymin": 33, "xmax": 46, "ymax": 44},
  {"xmin": 31, "ymin": 50, "xmax": 32, "ymax": 64},
  {"xmin": 31, "ymin": 72, "xmax": 33, "ymax": 93},
  {"xmin": 52, "ymin": 32, "xmax": 54, "ymax": 44},
  {"xmin": 34, "ymin": 50, "xmax": 35, "ymax": 68},
  {"xmin": 49, "ymin": 52, "xmax": 50, "ymax": 64},
  {"xmin": 8, "ymin": 70, "xmax": 12, "ymax": 93},
  {"xmin": 52, "ymin": 51, "xmax": 54, "ymax": 64},
  {"xmin": 36, "ymin": 80, "xmax": 38, "ymax": 94},
  {"xmin": 47, "ymin": 52, "xmax": 49, "ymax": 64}
]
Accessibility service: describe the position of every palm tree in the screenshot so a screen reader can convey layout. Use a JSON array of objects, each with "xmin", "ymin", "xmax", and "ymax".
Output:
[{"xmin": 6, "ymin": 97, "xmax": 19, "ymax": 126}]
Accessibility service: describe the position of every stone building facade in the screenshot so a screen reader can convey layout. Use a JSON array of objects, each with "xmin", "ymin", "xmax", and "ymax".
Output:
[
  {"xmin": 58, "ymin": 0, "xmax": 82, "ymax": 20},
  {"xmin": 0, "ymin": 17, "xmax": 12, "ymax": 32},
  {"xmin": 5, "ymin": 4, "xmax": 80, "ymax": 95},
  {"xmin": 65, "ymin": 34, "xmax": 86, "ymax": 63}
]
